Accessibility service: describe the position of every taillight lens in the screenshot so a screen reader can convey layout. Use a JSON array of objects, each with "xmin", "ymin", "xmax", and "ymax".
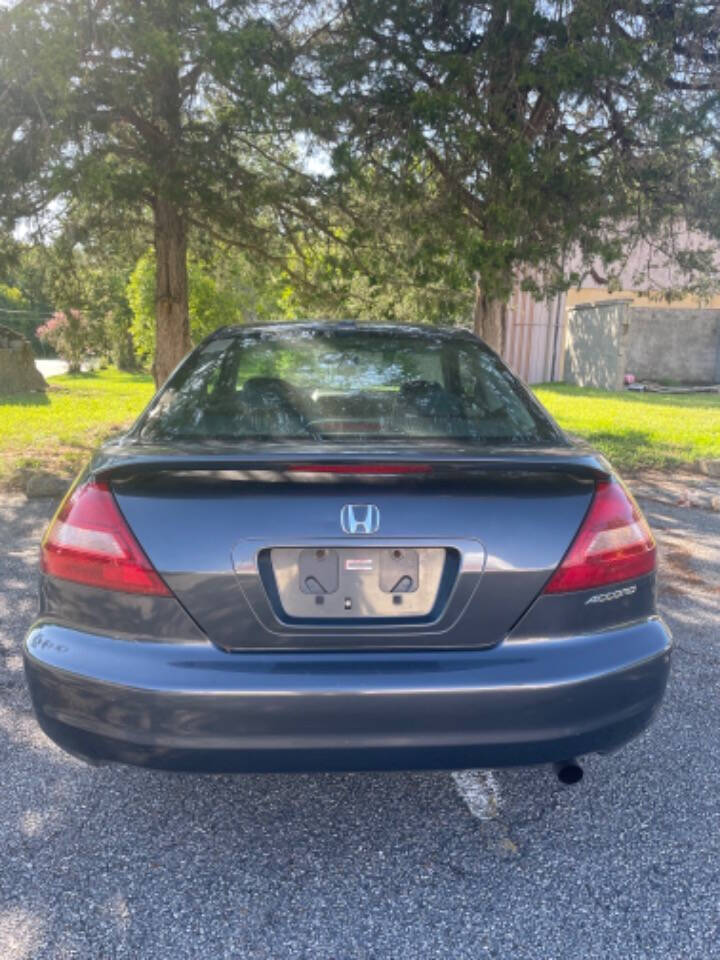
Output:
[
  {"xmin": 543, "ymin": 480, "xmax": 656, "ymax": 594},
  {"xmin": 41, "ymin": 481, "xmax": 171, "ymax": 596}
]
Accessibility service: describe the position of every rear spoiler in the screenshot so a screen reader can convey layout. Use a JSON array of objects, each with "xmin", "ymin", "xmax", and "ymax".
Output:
[{"xmin": 92, "ymin": 448, "xmax": 613, "ymax": 484}]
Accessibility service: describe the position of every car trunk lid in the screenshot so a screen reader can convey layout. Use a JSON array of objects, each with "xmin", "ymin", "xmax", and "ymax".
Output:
[{"xmin": 101, "ymin": 442, "xmax": 602, "ymax": 651}]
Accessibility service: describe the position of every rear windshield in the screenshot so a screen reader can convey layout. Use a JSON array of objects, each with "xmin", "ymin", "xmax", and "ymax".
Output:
[{"xmin": 134, "ymin": 327, "xmax": 560, "ymax": 445}]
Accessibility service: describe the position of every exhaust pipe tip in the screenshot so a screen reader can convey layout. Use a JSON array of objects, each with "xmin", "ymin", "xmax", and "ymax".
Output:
[{"xmin": 553, "ymin": 760, "xmax": 584, "ymax": 786}]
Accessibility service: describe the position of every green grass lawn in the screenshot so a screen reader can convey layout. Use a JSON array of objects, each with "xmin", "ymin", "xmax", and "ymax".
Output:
[
  {"xmin": 534, "ymin": 384, "xmax": 720, "ymax": 471},
  {"xmin": 1, "ymin": 368, "xmax": 718, "ymax": 488},
  {"xmin": 0, "ymin": 368, "xmax": 154, "ymax": 488}
]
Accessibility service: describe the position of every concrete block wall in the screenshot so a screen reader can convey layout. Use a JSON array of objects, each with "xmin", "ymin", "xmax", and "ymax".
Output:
[
  {"xmin": 563, "ymin": 301, "xmax": 631, "ymax": 390},
  {"xmin": 564, "ymin": 302, "xmax": 720, "ymax": 388},
  {"xmin": 625, "ymin": 307, "xmax": 720, "ymax": 384}
]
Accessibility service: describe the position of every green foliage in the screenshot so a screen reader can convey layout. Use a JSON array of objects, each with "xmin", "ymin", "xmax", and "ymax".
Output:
[
  {"xmin": 0, "ymin": 284, "xmax": 24, "ymax": 307},
  {"xmin": 0, "ymin": 1, "xmax": 319, "ymax": 278},
  {"xmin": 0, "ymin": 283, "xmax": 29, "ymax": 337},
  {"xmin": 22, "ymin": 232, "xmax": 138, "ymax": 368},
  {"xmin": 127, "ymin": 247, "xmax": 291, "ymax": 362},
  {"xmin": 125, "ymin": 253, "xmax": 157, "ymax": 363},
  {"xmin": 0, "ymin": 257, "xmax": 53, "ymax": 352},
  {"xmin": 36, "ymin": 310, "xmax": 91, "ymax": 372},
  {"xmin": 280, "ymin": 226, "xmax": 473, "ymax": 327},
  {"xmin": 313, "ymin": 0, "xmax": 720, "ymax": 303},
  {"xmin": 0, "ymin": 0, "xmax": 322, "ymax": 376},
  {"xmin": 5, "ymin": 204, "xmax": 151, "ymax": 369},
  {"xmin": 2, "ymin": 0, "xmax": 718, "ymax": 368}
]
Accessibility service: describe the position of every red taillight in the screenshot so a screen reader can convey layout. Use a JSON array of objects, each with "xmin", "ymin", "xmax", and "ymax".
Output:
[
  {"xmin": 543, "ymin": 480, "xmax": 656, "ymax": 594},
  {"xmin": 41, "ymin": 482, "xmax": 171, "ymax": 596}
]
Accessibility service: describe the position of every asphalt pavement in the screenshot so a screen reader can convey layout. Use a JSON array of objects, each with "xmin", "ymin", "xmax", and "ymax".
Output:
[{"xmin": 0, "ymin": 491, "xmax": 718, "ymax": 960}]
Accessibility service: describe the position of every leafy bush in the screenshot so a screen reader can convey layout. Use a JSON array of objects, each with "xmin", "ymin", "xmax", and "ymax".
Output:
[
  {"xmin": 0, "ymin": 283, "xmax": 49, "ymax": 353},
  {"xmin": 127, "ymin": 249, "xmax": 289, "ymax": 364},
  {"xmin": 36, "ymin": 310, "xmax": 91, "ymax": 371}
]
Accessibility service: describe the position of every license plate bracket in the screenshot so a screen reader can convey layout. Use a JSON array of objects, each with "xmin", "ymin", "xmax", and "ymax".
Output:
[
  {"xmin": 298, "ymin": 548, "xmax": 339, "ymax": 594},
  {"xmin": 379, "ymin": 548, "xmax": 419, "ymax": 594},
  {"xmin": 269, "ymin": 546, "xmax": 445, "ymax": 619}
]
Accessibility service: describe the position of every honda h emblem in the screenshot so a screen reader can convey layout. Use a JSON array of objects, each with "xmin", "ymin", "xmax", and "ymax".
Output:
[{"xmin": 340, "ymin": 504, "xmax": 380, "ymax": 535}]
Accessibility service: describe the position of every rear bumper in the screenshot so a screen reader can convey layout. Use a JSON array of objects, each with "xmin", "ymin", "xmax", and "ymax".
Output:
[{"xmin": 23, "ymin": 618, "xmax": 671, "ymax": 773}]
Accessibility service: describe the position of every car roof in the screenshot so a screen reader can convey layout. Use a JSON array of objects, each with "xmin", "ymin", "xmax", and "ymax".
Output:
[{"xmin": 207, "ymin": 320, "xmax": 481, "ymax": 345}]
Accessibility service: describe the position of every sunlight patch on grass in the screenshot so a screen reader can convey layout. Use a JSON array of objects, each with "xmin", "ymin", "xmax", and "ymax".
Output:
[
  {"xmin": 0, "ymin": 368, "xmax": 154, "ymax": 487},
  {"xmin": 534, "ymin": 384, "xmax": 720, "ymax": 471}
]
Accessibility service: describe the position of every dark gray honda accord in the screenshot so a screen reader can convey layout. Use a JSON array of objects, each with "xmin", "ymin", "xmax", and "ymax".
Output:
[{"xmin": 24, "ymin": 322, "xmax": 671, "ymax": 779}]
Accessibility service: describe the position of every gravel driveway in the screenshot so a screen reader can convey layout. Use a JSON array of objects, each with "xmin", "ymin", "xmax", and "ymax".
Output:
[{"xmin": 1, "ymin": 491, "xmax": 718, "ymax": 959}]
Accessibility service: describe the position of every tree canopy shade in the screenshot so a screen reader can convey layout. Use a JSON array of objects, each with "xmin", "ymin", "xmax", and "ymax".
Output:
[
  {"xmin": 0, "ymin": 0, "xmax": 320, "ymax": 384},
  {"xmin": 310, "ymin": 0, "xmax": 720, "ymax": 349}
]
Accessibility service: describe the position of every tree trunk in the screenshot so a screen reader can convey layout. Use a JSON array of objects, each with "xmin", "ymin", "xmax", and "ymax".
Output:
[
  {"xmin": 152, "ymin": 194, "xmax": 192, "ymax": 387},
  {"xmin": 473, "ymin": 280, "xmax": 507, "ymax": 355}
]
